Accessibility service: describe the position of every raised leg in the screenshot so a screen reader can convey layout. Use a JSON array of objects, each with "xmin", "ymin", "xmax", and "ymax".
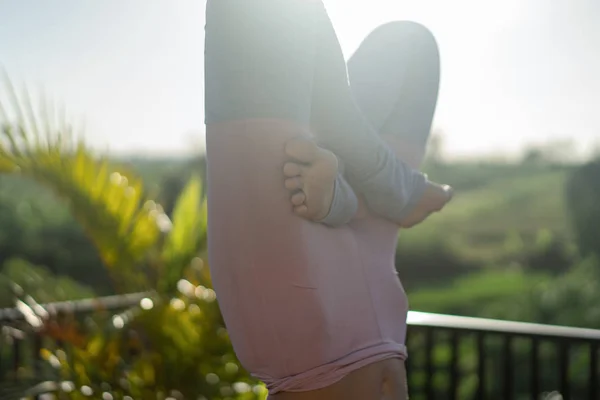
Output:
[
  {"xmin": 347, "ymin": 21, "xmax": 452, "ymax": 228},
  {"xmin": 349, "ymin": 21, "xmax": 441, "ymax": 168},
  {"xmin": 306, "ymin": 7, "xmax": 451, "ymax": 224}
]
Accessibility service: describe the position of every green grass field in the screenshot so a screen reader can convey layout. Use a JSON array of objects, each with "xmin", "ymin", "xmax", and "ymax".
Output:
[
  {"xmin": 398, "ymin": 163, "xmax": 574, "ymax": 265},
  {"xmin": 0, "ymin": 158, "xmax": 586, "ymax": 317},
  {"xmin": 1, "ymin": 159, "xmax": 574, "ymax": 269}
]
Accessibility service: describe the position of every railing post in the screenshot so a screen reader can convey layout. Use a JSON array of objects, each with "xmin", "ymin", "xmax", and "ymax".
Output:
[
  {"xmin": 558, "ymin": 340, "xmax": 569, "ymax": 398},
  {"xmin": 503, "ymin": 335, "xmax": 513, "ymax": 400},
  {"xmin": 425, "ymin": 327, "xmax": 434, "ymax": 399},
  {"xmin": 590, "ymin": 341, "xmax": 598, "ymax": 400},
  {"xmin": 530, "ymin": 337, "xmax": 539, "ymax": 399},
  {"xmin": 449, "ymin": 330, "xmax": 459, "ymax": 400},
  {"xmin": 477, "ymin": 332, "xmax": 486, "ymax": 400}
]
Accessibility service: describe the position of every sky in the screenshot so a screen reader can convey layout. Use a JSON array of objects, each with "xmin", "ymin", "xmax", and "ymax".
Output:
[{"xmin": 1, "ymin": 0, "xmax": 599, "ymax": 160}]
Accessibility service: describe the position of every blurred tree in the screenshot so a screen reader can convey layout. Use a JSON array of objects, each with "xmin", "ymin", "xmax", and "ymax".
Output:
[
  {"xmin": 0, "ymin": 258, "xmax": 94, "ymax": 307},
  {"xmin": 0, "ymin": 76, "xmax": 265, "ymax": 399},
  {"xmin": 522, "ymin": 139, "xmax": 578, "ymax": 165},
  {"xmin": 524, "ymin": 229, "xmax": 576, "ymax": 275},
  {"xmin": 0, "ymin": 198, "xmax": 24, "ymax": 266},
  {"xmin": 396, "ymin": 239, "xmax": 471, "ymax": 289},
  {"xmin": 158, "ymin": 156, "xmax": 206, "ymax": 217},
  {"xmin": 526, "ymin": 256, "xmax": 600, "ymax": 328},
  {"xmin": 521, "ymin": 147, "xmax": 545, "ymax": 165},
  {"xmin": 565, "ymin": 159, "xmax": 600, "ymax": 257}
]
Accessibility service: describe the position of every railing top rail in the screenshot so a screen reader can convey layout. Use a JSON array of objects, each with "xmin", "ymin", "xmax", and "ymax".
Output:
[
  {"xmin": 0, "ymin": 292, "xmax": 149, "ymax": 322},
  {"xmin": 408, "ymin": 311, "xmax": 600, "ymax": 341},
  {"xmin": 3, "ymin": 294, "xmax": 600, "ymax": 341}
]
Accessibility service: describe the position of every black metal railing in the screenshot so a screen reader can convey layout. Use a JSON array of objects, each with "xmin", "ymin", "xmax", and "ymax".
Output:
[
  {"xmin": 405, "ymin": 311, "xmax": 600, "ymax": 399},
  {"xmin": 1, "ymin": 295, "xmax": 600, "ymax": 399},
  {"xmin": 0, "ymin": 293, "xmax": 148, "ymax": 399}
]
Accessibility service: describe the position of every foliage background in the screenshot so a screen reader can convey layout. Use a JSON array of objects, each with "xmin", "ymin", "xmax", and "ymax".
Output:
[{"xmin": 1, "ymin": 79, "xmax": 599, "ymax": 398}]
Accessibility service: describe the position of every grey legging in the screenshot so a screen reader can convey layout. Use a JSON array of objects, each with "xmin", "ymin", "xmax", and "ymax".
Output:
[{"xmin": 204, "ymin": 0, "xmax": 427, "ymax": 224}]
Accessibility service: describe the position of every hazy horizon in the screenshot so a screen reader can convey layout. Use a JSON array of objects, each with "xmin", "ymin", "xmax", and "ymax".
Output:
[{"xmin": 1, "ymin": 0, "xmax": 599, "ymax": 161}]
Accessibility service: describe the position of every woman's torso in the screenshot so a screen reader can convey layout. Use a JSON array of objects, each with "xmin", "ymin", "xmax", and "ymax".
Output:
[{"xmin": 206, "ymin": 120, "xmax": 408, "ymax": 392}]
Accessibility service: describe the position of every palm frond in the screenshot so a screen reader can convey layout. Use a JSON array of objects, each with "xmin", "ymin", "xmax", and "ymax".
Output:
[
  {"xmin": 160, "ymin": 174, "xmax": 206, "ymax": 292},
  {"xmin": 0, "ymin": 75, "xmax": 171, "ymax": 293}
]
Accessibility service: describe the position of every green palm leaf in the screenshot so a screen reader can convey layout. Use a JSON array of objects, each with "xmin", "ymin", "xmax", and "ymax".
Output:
[
  {"xmin": 160, "ymin": 174, "xmax": 207, "ymax": 292},
  {"xmin": 0, "ymin": 75, "xmax": 171, "ymax": 293}
]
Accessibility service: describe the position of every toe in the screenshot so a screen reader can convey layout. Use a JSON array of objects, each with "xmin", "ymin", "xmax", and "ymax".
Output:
[
  {"xmin": 285, "ymin": 137, "xmax": 319, "ymax": 164},
  {"xmin": 285, "ymin": 177, "xmax": 303, "ymax": 191},
  {"xmin": 283, "ymin": 162, "xmax": 302, "ymax": 177},
  {"xmin": 291, "ymin": 191, "xmax": 306, "ymax": 206}
]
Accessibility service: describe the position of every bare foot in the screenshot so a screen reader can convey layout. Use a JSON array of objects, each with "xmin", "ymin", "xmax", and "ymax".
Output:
[
  {"xmin": 283, "ymin": 137, "xmax": 338, "ymax": 221},
  {"xmin": 399, "ymin": 180, "xmax": 453, "ymax": 228}
]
